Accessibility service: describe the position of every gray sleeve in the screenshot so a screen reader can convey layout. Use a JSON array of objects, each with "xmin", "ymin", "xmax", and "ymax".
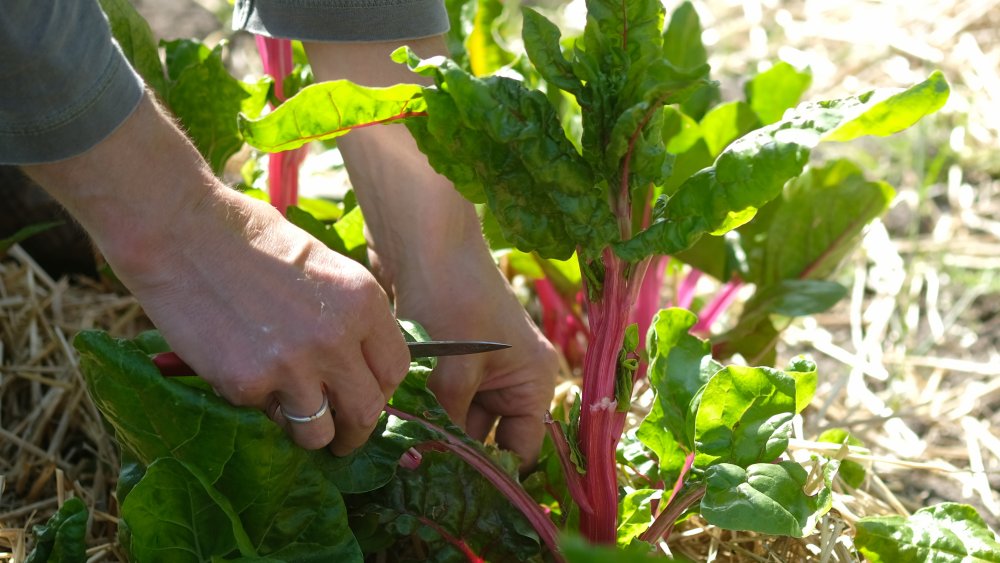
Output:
[
  {"xmin": 0, "ymin": 1, "xmax": 144, "ymax": 165},
  {"xmin": 233, "ymin": 0, "xmax": 449, "ymax": 43}
]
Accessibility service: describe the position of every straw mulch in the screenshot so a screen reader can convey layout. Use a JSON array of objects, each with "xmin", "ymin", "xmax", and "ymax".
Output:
[
  {"xmin": 2, "ymin": 0, "xmax": 999, "ymax": 561},
  {"xmin": 0, "ymin": 246, "xmax": 148, "ymax": 562}
]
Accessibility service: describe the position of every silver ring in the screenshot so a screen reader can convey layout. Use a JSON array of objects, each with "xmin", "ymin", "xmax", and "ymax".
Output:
[{"xmin": 279, "ymin": 396, "xmax": 329, "ymax": 424}]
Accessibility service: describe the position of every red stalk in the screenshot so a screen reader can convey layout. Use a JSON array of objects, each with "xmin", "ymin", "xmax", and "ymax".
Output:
[
  {"xmin": 254, "ymin": 36, "xmax": 308, "ymax": 215},
  {"xmin": 692, "ymin": 277, "xmax": 743, "ymax": 335},
  {"xmin": 629, "ymin": 255, "xmax": 669, "ymax": 370},
  {"xmin": 577, "ymin": 249, "xmax": 640, "ymax": 543},
  {"xmin": 384, "ymin": 406, "xmax": 564, "ymax": 561},
  {"xmin": 416, "ymin": 516, "xmax": 486, "ymax": 563},
  {"xmin": 675, "ymin": 268, "xmax": 702, "ymax": 310},
  {"xmin": 543, "ymin": 413, "xmax": 595, "ymax": 515}
]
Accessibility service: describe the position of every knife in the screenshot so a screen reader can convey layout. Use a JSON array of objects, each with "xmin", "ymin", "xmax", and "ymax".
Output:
[{"xmin": 152, "ymin": 340, "xmax": 510, "ymax": 377}]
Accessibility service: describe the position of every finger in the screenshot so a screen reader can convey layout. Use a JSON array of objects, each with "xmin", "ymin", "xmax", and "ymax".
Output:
[
  {"xmin": 426, "ymin": 355, "xmax": 482, "ymax": 430},
  {"xmin": 465, "ymin": 402, "xmax": 497, "ymax": 442},
  {"xmin": 361, "ymin": 318, "xmax": 410, "ymax": 401},
  {"xmin": 324, "ymin": 355, "xmax": 387, "ymax": 456},
  {"xmin": 495, "ymin": 413, "xmax": 546, "ymax": 470},
  {"xmin": 272, "ymin": 384, "xmax": 336, "ymax": 450}
]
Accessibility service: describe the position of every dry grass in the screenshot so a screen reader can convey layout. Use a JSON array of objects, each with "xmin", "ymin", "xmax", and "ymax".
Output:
[
  {"xmin": 0, "ymin": 246, "xmax": 146, "ymax": 562},
  {"xmin": 1, "ymin": 0, "xmax": 998, "ymax": 561}
]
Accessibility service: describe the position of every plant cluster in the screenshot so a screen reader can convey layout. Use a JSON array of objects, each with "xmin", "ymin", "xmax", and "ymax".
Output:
[{"xmin": 25, "ymin": 1, "xmax": 1000, "ymax": 562}]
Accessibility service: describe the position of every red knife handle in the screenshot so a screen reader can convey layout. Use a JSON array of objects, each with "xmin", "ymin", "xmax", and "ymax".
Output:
[{"xmin": 152, "ymin": 352, "xmax": 196, "ymax": 377}]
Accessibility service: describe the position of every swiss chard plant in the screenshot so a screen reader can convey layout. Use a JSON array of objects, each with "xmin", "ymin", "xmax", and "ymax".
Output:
[
  {"xmin": 41, "ymin": 1, "xmax": 1000, "ymax": 562},
  {"xmin": 236, "ymin": 0, "xmax": 950, "ymax": 547}
]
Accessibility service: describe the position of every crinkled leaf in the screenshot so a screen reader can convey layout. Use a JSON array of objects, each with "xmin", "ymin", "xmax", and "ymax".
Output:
[
  {"xmin": 745, "ymin": 62, "xmax": 812, "ymax": 125},
  {"xmin": 641, "ymin": 308, "xmax": 715, "ymax": 451},
  {"xmin": 349, "ymin": 451, "xmax": 542, "ymax": 562},
  {"xmin": 522, "ymin": 8, "xmax": 581, "ymax": 93},
  {"xmin": 618, "ymin": 489, "xmax": 662, "ymax": 547},
  {"xmin": 615, "ymin": 72, "xmax": 949, "ymax": 262},
  {"xmin": 164, "ymin": 41, "xmax": 270, "ymax": 173},
  {"xmin": 399, "ymin": 53, "xmax": 617, "ymax": 259},
  {"xmin": 25, "ymin": 497, "xmax": 87, "ymax": 563},
  {"xmin": 75, "ymin": 331, "xmax": 362, "ymax": 560},
  {"xmin": 701, "ymin": 461, "xmax": 830, "ymax": 537},
  {"xmin": 817, "ymin": 428, "xmax": 867, "ymax": 489},
  {"xmin": 122, "ymin": 458, "xmax": 253, "ymax": 561},
  {"xmin": 694, "ymin": 365, "xmax": 797, "ymax": 468},
  {"xmin": 98, "ymin": 0, "xmax": 166, "ymax": 94},
  {"xmin": 855, "ymin": 503, "xmax": 1000, "ymax": 563},
  {"xmin": 238, "ymin": 81, "xmax": 427, "ymax": 153}
]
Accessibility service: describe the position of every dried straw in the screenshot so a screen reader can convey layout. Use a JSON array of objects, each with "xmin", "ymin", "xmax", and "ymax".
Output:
[{"xmin": 0, "ymin": 244, "xmax": 150, "ymax": 561}]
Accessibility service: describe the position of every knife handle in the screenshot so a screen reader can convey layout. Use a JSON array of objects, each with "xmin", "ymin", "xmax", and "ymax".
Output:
[{"xmin": 152, "ymin": 352, "xmax": 195, "ymax": 377}]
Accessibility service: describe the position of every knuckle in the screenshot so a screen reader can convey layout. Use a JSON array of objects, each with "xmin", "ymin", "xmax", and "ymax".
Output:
[{"xmin": 214, "ymin": 368, "xmax": 270, "ymax": 406}]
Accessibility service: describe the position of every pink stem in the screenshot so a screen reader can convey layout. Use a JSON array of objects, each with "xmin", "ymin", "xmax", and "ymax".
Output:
[
  {"xmin": 254, "ymin": 36, "xmax": 307, "ymax": 215},
  {"xmin": 578, "ymin": 249, "xmax": 637, "ymax": 543},
  {"xmin": 629, "ymin": 255, "xmax": 669, "ymax": 353},
  {"xmin": 543, "ymin": 413, "xmax": 595, "ymax": 515},
  {"xmin": 675, "ymin": 268, "xmax": 702, "ymax": 310},
  {"xmin": 416, "ymin": 516, "xmax": 486, "ymax": 563},
  {"xmin": 384, "ymin": 406, "xmax": 563, "ymax": 561},
  {"xmin": 692, "ymin": 277, "xmax": 743, "ymax": 335}
]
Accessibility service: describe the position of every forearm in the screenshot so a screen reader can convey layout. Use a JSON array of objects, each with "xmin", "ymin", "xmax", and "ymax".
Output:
[
  {"xmin": 304, "ymin": 38, "xmax": 489, "ymax": 292},
  {"xmin": 21, "ymin": 92, "xmax": 223, "ymax": 285}
]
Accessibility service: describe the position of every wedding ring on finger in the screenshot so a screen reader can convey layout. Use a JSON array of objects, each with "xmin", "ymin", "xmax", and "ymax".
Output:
[{"xmin": 279, "ymin": 396, "xmax": 330, "ymax": 424}]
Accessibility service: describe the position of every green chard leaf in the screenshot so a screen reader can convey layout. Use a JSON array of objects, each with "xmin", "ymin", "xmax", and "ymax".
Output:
[
  {"xmin": 349, "ymin": 451, "xmax": 543, "ymax": 563},
  {"xmin": 855, "ymin": 503, "xmax": 1000, "ymax": 563},
  {"xmin": 701, "ymin": 461, "xmax": 831, "ymax": 537},
  {"xmin": 786, "ymin": 355, "xmax": 818, "ymax": 414},
  {"xmin": 522, "ymin": 8, "xmax": 582, "ymax": 94},
  {"xmin": 75, "ymin": 331, "xmax": 364, "ymax": 561},
  {"xmin": 25, "ymin": 498, "xmax": 88, "ymax": 563},
  {"xmin": 615, "ymin": 71, "xmax": 950, "ymax": 262},
  {"xmin": 662, "ymin": 1, "xmax": 720, "ymax": 119},
  {"xmin": 122, "ymin": 458, "xmax": 255, "ymax": 561},
  {"xmin": 745, "ymin": 159, "xmax": 896, "ymax": 285},
  {"xmin": 639, "ymin": 308, "xmax": 717, "ymax": 452},
  {"xmin": 713, "ymin": 159, "xmax": 894, "ymax": 362},
  {"xmin": 162, "ymin": 40, "xmax": 270, "ymax": 174},
  {"xmin": 287, "ymin": 205, "xmax": 368, "ymax": 265},
  {"xmin": 618, "ymin": 489, "xmax": 662, "ymax": 547},
  {"xmin": 98, "ymin": 0, "xmax": 167, "ymax": 94},
  {"xmin": 744, "ymin": 62, "xmax": 813, "ymax": 125},
  {"xmin": 694, "ymin": 365, "xmax": 797, "ymax": 468},
  {"xmin": 817, "ymin": 428, "xmax": 867, "ymax": 489},
  {"xmin": 238, "ymin": 81, "xmax": 427, "ymax": 153}
]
